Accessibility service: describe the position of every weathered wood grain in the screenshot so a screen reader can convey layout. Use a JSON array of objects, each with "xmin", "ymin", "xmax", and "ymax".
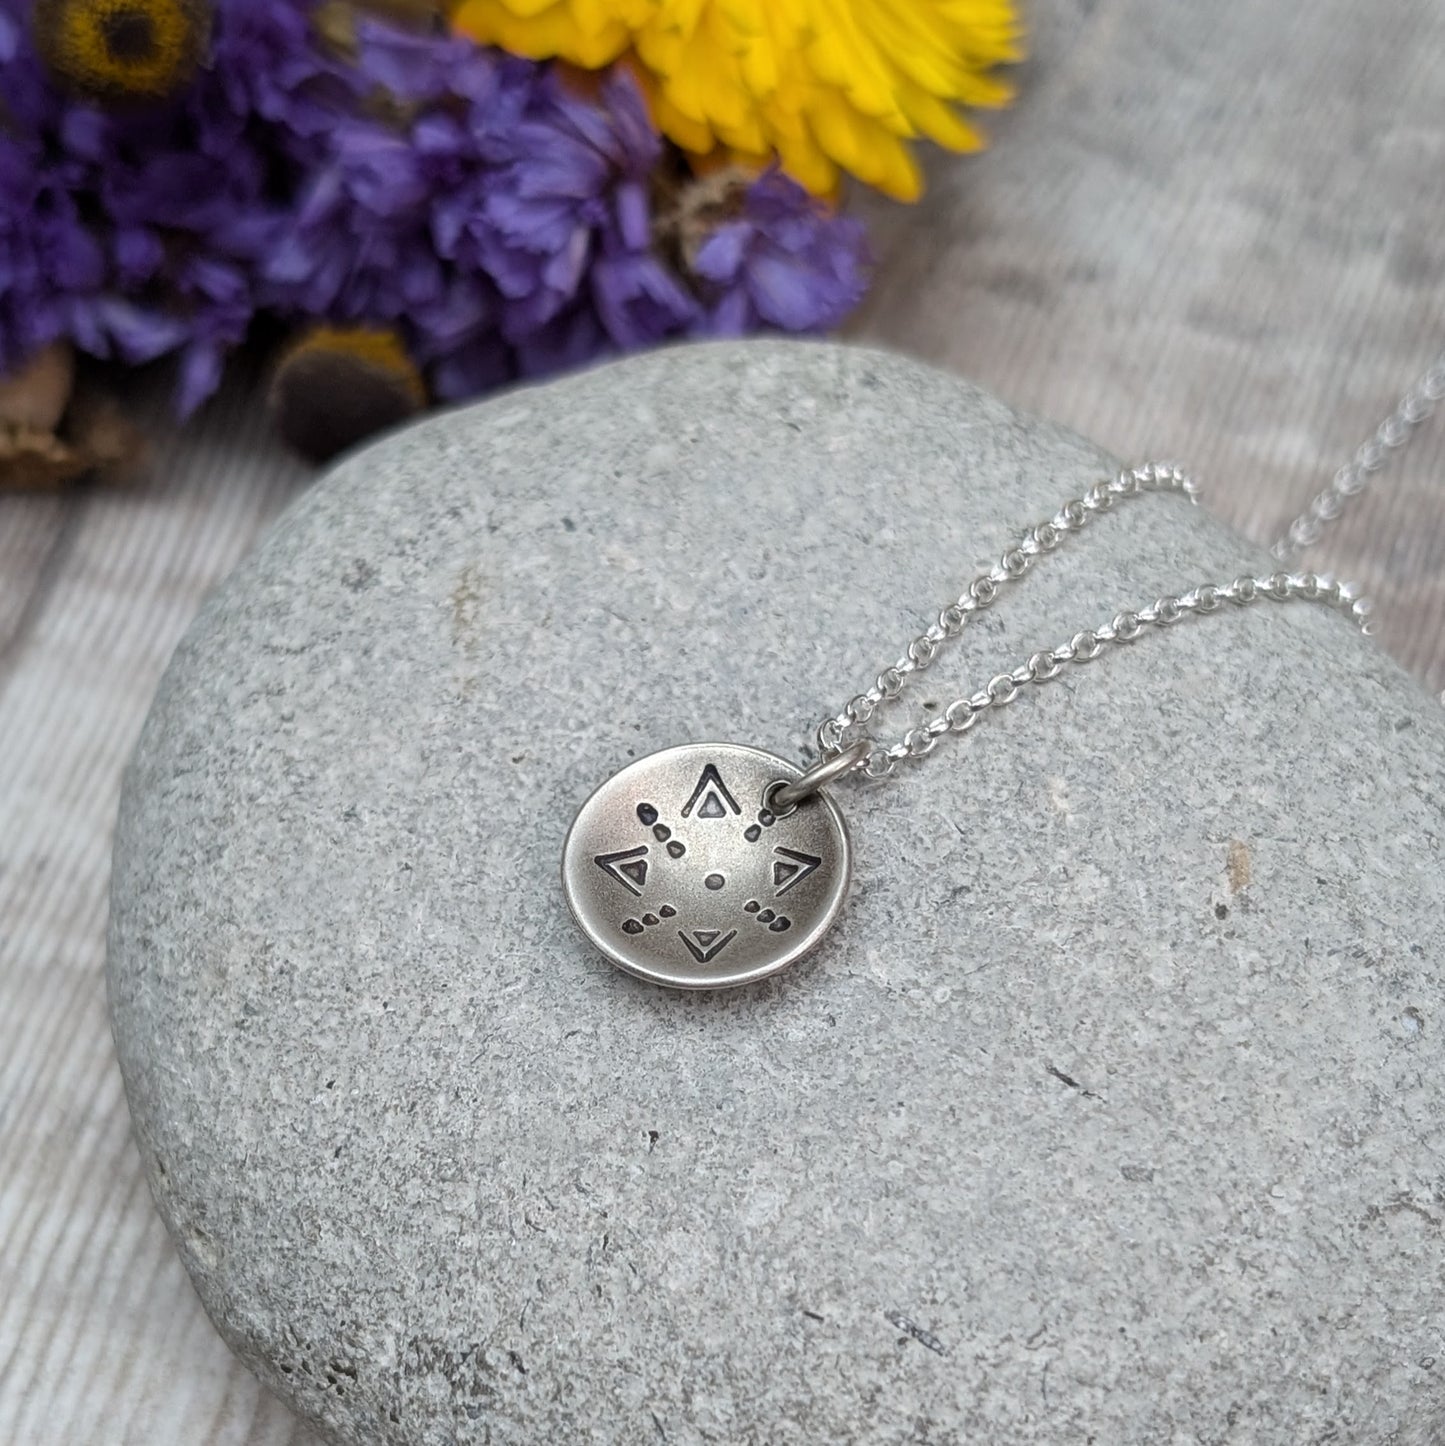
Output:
[
  {"xmin": 0, "ymin": 380, "xmax": 321, "ymax": 1445},
  {"xmin": 2, "ymin": 0, "xmax": 1443, "ymax": 1439}
]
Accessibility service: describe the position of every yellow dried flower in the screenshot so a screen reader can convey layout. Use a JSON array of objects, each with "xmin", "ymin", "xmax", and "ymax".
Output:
[
  {"xmin": 35, "ymin": 0, "xmax": 212, "ymax": 102},
  {"xmin": 450, "ymin": 0, "xmax": 1022, "ymax": 201}
]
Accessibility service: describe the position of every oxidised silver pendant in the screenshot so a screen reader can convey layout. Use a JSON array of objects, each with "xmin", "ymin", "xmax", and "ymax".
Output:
[{"xmin": 562, "ymin": 742, "xmax": 853, "ymax": 989}]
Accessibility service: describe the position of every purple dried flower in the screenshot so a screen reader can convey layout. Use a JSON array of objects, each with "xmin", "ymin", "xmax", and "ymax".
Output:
[
  {"xmin": 0, "ymin": 122, "xmax": 102, "ymax": 374},
  {"xmin": 257, "ymin": 32, "xmax": 698, "ymax": 399},
  {"xmin": 254, "ymin": 28, "xmax": 510, "ymax": 393},
  {"xmin": 208, "ymin": 0, "xmax": 356, "ymax": 151},
  {"xmin": 0, "ymin": 0, "xmax": 873, "ymax": 426},
  {"xmin": 349, "ymin": 19, "xmax": 478, "ymax": 103},
  {"xmin": 0, "ymin": 8, "xmax": 102, "ymax": 372},
  {"xmin": 510, "ymin": 298, "xmax": 608, "ymax": 380},
  {"xmin": 592, "ymin": 249, "xmax": 696, "ymax": 351},
  {"xmin": 475, "ymin": 69, "xmax": 696, "ymax": 349},
  {"xmin": 692, "ymin": 169, "xmax": 871, "ymax": 336},
  {"xmin": 0, "ymin": 0, "xmax": 292, "ymax": 412}
]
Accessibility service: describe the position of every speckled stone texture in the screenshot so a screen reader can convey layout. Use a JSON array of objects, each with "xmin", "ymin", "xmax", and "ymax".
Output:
[{"xmin": 108, "ymin": 340, "xmax": 1445, "ymax": 1446}]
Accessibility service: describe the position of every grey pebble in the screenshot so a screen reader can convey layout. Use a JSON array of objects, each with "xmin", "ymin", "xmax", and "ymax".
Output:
[{"xmin": 109, "ymin": 340, "xmax": 1445, "ymax": 1445}]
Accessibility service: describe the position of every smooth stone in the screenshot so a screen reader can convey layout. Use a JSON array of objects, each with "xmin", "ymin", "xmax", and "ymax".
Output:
[{"xmin": 109, "ymin": 340, "xmax": 1445, "ymax": 1445}]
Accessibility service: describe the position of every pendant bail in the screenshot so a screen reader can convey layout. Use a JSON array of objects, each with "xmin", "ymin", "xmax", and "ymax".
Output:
[{"xmin": 768, "ymin": 740, "xmax": 871, "ymax": 814}]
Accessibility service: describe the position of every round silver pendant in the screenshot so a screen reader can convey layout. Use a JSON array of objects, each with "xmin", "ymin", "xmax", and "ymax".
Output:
[{"xmin": 562, "ymin": 743, "xmax": 852, "ymax": 990}]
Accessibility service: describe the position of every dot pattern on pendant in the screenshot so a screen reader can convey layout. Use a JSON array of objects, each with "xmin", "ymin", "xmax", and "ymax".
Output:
[
  {"xmin": 743, "ymin": 899, "xmax": 792, "ymax": 932},
  {"xmin": 565, "ymin": 745, "xmax": 850, "ymax": 989},
  {"xmin": 636, "ymin": 801, "xmax": 688, "ymax": 857},
  {"xmin": 607, "ymin": 777, "xmax": 816, "ymax": 950},
  {"xmin": 743, "ymin": 800, "xmax": 784, "ymax": 845},
  {"xmin": 622, "ymin": 907, "xmax": 677, "ymax": 935},
  {"xmin": 619, "ymin": 772, "xmax": 802, "ymax": 956}
]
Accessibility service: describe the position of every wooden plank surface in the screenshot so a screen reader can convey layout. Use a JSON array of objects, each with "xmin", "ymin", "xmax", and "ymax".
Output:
[{"xmin": 2, "ymin": 0, "xmax": 1442, "ymax": 1440}]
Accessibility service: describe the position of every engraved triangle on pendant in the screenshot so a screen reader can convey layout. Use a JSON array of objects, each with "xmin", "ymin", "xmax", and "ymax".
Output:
[
  {"xmin": 772, "ymin": 846, "xmax": 822, "ymax": 896},
  {"xmin": 680, "ymin": 764, "xmax": 741, "ymax": 820},
  {"xmin": 594, "ymin": 845, "xmax": 649, "ymax": 897},
  {"xmin": 678, "ymin": 928, "xmax": 737, "ymax": 964}
]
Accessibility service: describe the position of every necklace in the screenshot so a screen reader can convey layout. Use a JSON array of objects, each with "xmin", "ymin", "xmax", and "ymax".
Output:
[{"xmin": 562, "ymin": 348, "xmax": 1445, "ymax": 990}]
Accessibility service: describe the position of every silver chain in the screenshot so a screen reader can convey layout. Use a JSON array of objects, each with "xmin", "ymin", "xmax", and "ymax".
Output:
[
  {"xmin": 817, "ymin": 349, "xmax": 1445, "ymax": 782},
  {"xmin": 1272, "ymin": 346, "xmax": 1445, "ymax": 563}
]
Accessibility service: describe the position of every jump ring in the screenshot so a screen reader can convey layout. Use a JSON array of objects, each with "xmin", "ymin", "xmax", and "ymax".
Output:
[{"xmin": 768, "ymin": 739, "xmax": 872, "ymax": 814}]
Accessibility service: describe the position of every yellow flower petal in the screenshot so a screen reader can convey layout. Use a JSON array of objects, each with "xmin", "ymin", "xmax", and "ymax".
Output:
[
  {"xmin": 451, "ymin": 0, "xmax": 1023, "ymax": 199},
  {"xmin": 898, "ymin": 85, "xmax": 986, "ymax": 153},
  {"xmin": 451, "ymin": 0, "xmax": 631, "ymax": 63},
  {"xmin": 642, "ymin": 76, "xmax": 719, "ymax": 154}
]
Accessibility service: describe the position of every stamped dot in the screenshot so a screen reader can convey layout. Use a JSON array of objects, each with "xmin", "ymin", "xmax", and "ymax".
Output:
[
  {"xmin": 744, "ymin": 900, "xmax": 760, "ymax": 913},
  {"xmin": 622, "ymin": 919, "xmax": 643, "ymax": 934},
  {"xmin": 642, "ymin": 913, "xmax": 659, "ymax": 927},
  {"xmin": 705, "ymin": 873, "xmax": 725, "ymax": 891},
  {"xmin": 759, "ymin": 810, "xmax": 776, "ymax": 827},
  {"xmin": 757, "ymin": 908, "xmax": 775, "ymax": 924},
  {"xmin": 744, "ymin": 825, "xmax": 762, "ymax": 842},
  {"xmin": 666, "ymin": 841, "xmax": 686, "ymax": 859},
  {"xmin": 768, "ymin": 917, "xmax": 791, "ymax": 932},
  {"xmin": 653, "ymin": 824, "xmax": 671, "ymax": 842},
  {"xmin": 659, "ymin": 904, "xmax": 677, "ymax": 918},
  {"xmin": 637, "ymin": 803, "xmax": 659, "ymax": 826}
]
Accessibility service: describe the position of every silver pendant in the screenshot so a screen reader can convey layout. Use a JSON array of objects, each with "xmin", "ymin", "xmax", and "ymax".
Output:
[{"xmin": 562, "ymin": 742, "xmax": 854, "ymax": 989}]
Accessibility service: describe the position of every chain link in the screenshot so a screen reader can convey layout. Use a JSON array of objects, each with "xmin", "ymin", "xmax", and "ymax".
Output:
[
  {"xmin": 815, "ymin": 463, "xmax": 1201, "ymax": 761},
  {"xmin": 845, "ymin": 565, "xmax": 1366, "ymax": 779},
  {"xmin": 1271, "ymin": 346, "xmax": 1445, "ymax": 563},
  {"xmin": 814, "ymin": 343, "xmax": 1445, "ymax": 781}
]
